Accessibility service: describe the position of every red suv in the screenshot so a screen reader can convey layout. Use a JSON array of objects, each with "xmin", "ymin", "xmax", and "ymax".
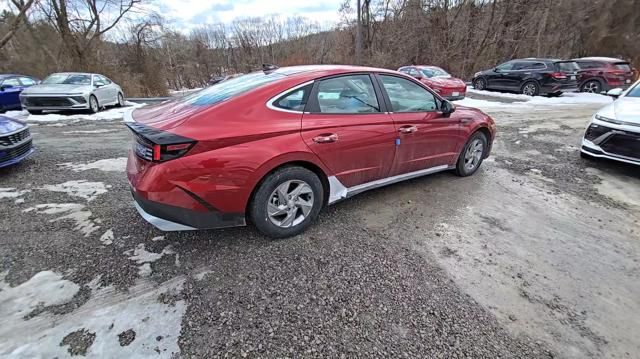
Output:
[
  {"xmin": 398, "ymin": 65, "xmax": 467, "ymax": 100},
  {"xmin": 126, "ymin": 65, "xmax": 496, "ymax": 238},
  {"xmin": 574, "ymin": 57, "xmax": 637, "ymax": 93}
]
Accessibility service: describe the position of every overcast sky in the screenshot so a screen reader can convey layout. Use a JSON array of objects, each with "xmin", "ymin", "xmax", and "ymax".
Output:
[{"xmin": 150, "ymin": 0, "xmax": 345, "ymax": 31}]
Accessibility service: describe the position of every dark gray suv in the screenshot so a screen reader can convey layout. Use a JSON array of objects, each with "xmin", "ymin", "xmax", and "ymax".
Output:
[{"xmin": 472, "ymin": 58, "xmax": 580, "ymax": 96}]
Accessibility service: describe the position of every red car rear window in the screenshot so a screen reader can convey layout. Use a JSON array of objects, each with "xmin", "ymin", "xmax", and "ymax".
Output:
[{"xmin": 181, "ymin": 72, "xmax": 286, "ymax": 106}]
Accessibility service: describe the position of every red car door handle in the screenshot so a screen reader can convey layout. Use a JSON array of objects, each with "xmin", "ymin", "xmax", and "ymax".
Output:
[
  {"xmin": 398, "ymin": 125, "xmax": 418, "ymax": 134},
  {"xmin": 313, "ymin": 134, "xmax": 338, "ymax": 143}
]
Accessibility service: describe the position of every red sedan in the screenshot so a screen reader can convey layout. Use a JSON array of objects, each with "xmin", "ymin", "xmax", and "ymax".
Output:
[
  {"xmin": 398, "ymin": 65, "xmax": 467, "ymax": 100},
  {"xmin": 126, "ymin": 65, "xmax": 495, "ymax": 238}
]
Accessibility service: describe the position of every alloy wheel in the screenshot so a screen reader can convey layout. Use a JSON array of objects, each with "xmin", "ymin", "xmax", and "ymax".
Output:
[
  {"xmin": 118, "ymin": 93, "xmax": 124, "ymax": 106},
  {"xmin": 475, "ymin": 78, "xmax": 486, "ymax": 90},
  {"xmin": 464, "ymin": 139, "xmax": 484, "ymax": 171},
  {"xmin": 522, "ymin": 83, "xmax": 537, "ymax": 96},
  {"xmin": 267, "ymin": 180, "xmax": 314, "ymax": 228},
  {"xmin": 582, "ymin": 81, "xmax": 600, "ymax": 93},
  {"xmin": 90, "ymin": 97, "xmax": 98, "ymax": 112}
]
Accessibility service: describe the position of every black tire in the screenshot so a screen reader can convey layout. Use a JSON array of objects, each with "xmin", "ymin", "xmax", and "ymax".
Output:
[
  {"xmin": 116, "ymin": 92, "xmax": 125, "ymax": 107},
  {"xmin": 473, "ymin": 77, "xmax": 487, "ymax": 91},
  {"xmin": 521, "ymin": 81, "xmax": 539, "ymax": 96},
  {"xmin": 88, "ymin": 95, "xmax": 99, "ymax": 113},
  {"xmin": 580, "ymin": 80, "xmax": 602, "ymax": 94},
  {"xmin": 455, "ymin": 131, "xmax": 488, "ymax": 177},
  {"xmin": 249, "ymin": 166, "xmax": 324, "ymax": 238},
  {"xmin": 27, "ymin": 109, "xmax": 43, "ymax": 115}
]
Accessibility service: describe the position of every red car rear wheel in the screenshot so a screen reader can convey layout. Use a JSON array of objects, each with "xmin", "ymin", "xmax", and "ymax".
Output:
[{"xmin": 249, "ymin": 166, "xmax": 324, "ymax": 238}]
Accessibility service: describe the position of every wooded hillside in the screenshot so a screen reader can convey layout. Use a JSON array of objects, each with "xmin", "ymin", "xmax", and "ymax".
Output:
[{"xmin": 1, "ymin": 0, "xmax": 638, "ymax": 96}]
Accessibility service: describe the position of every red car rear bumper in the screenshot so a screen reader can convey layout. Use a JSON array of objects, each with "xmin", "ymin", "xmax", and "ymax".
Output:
[{"xmin": 127, "ymin": 151, "xmax": 246, "ymax": 230}]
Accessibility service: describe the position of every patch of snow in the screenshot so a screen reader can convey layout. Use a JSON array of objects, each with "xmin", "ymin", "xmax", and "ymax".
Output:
[
  {"xmin": 100, "ymin": 230, "xmax": 114, "ymax": 245},
  {"xmin": 126, "ymin": 243, "xmax": 175, "ymax": 265},
  {"xmin": 125, "ymin": 244, "xmax": 176, "ymax": 278},
  {"xmin": 0, "ymin": 188, "xmax": 30, "ymax": 200},
  {"xmin": 137, "ymin": 263, "xmax": 153, "ymax": 277},
  {"xmin": 169, "ymin": 88, "xmax": 202, "ymax": 96},
  {"xmin": 586, "ymin": 167, "xmax": 640, "ymax": 208},
  {"xmin": 465, "ymin": 86, "xmax": 612, "ymax": 107},
  {"xmin": 528, "ymin": 92, "xmax": 612, "ymax": 106},
  {"xmin": 40, "ymin": 180, "xmax": 110, "ymax": 201},
  {"xmin": 151, "ymin": 236, "xmax": 166, "ymax": 242},
  {"xmin": 193, "ymin": 269, "xmax": 214, "ymax": 281},
  {"xmin": 4, "ymin": 110, "xmax": 27, "ymax": 118},
  {"xmin": 467, "ymin": 87, "xmax": 531, "ymax": 101},
  {"xmin": 23, "ymin": 203, "xmax": 101, "ymax": 236},
  {"xmin": 4, "ymin": 104, "xmax": 144, "ymax": 124},
  {"xmin": 0, "ymin": 271, "xmax": 80, "ymax": 322},
  {"xmin": 15, "ymin": 198, "xmax": 25, "ymax": 204},
  {"xmin": 62, "ymin": 129, "xmax": 118, "ymax": 134},
  {"xmin": 58, "ymin": 158, "xmax": 127, "ymax": 173},
  {"xmin": 457, "ymin": 98, "xmax": 516, "ymax": 109},
  {"xmin": 0, "ymin": 271, "xmax": 186, "ymax": 358}
]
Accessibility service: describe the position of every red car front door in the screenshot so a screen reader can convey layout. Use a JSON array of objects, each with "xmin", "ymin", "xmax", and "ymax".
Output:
[
  {"xmin": 301, "ymin": 74, "xmax": 396, "ymax": 188},
  {"xmin": 376, "ymin": 74, "xmax": 462, "ymax": 175}
]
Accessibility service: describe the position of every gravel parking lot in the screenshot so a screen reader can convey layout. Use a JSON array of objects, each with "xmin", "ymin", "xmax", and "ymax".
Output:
[{"xmin": 1, "ymin": 92, "xmax": 638, "ymax": 358}]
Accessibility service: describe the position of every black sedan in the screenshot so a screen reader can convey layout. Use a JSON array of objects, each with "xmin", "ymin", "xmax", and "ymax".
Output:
[{"xmin": 472, "ymin": 58, "xmax": 579, "ymax": 96}]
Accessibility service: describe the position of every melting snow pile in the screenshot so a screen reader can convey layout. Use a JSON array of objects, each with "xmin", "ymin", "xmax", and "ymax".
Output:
[
  {"xmin": 0, "ymin": 271, "xmax": 186, "ymax": 358},
  {"xmin": 23, "ymin": 203, "xmax": 101, "ymax": 236},
  {"xmin": 39, "ymin": 180, "xmax": 110, "ymax": 202},
  {"xmin": 61, "ymin": 129, "xmax": 118, "ymax": 134},
  {"xmin": 4, "ymin": 102, "xmax": 144, "ymax": 123},
  {"xmin": 0, "ymin": 188, "xmax": 31, "ymax": 202},
  {"xmin": 126, "ymin": 243, "xmax": 176, "ymax": 277},
  {"xmin": 459, "ymin": 86, "xmax": 613, "ymax": 109},
  {"xmin": 58, "ymin": 158, "xmax": 127, "ymax": 173}
]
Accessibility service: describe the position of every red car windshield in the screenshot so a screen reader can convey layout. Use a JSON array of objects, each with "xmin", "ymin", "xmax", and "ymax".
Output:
[{"xmin": 180, "ymin": 71, "xmax": 286, "ymax": 106}]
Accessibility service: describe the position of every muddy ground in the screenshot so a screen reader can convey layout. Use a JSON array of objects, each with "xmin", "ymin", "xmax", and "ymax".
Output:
[{"xmin": 0, "ymin": 94, "xmax": 638, "ymax": 358}]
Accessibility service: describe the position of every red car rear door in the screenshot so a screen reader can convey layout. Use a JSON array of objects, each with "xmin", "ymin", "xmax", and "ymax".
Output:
[
  {"xmin": 301, "ymin": 74, "xmax": 397, "ymax": 188},
  {"xmin": 376, "ymin": 74, "xmax": 462, "ymax": 175}
]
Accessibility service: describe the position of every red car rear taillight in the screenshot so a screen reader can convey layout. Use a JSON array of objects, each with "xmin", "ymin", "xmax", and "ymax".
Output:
[
  {"xmin": 127, "ymin": 122, "xmax": 196, "ymax": 163},
  {"xmin": 551, "ymin": 72, "xmax": 567, "ymax": 79}
]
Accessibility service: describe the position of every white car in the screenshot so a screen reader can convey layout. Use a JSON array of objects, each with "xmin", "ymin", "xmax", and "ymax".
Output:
[
  {"xmin": 19, "ymin": 72, "xmax": 124, "ymax": 114},
  {"xmin": 581, "ymin": 80, "xmax": 640, "ymax": 165}
]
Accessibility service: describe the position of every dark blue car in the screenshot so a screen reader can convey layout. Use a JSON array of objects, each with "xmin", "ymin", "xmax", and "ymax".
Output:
[
  {"xmin": 0, "ymin": 115, "xmax": 34, "ymax": 168},
  {"xmin": 0, "ymin": 74, "xmax": 39, "ymax": 112}
]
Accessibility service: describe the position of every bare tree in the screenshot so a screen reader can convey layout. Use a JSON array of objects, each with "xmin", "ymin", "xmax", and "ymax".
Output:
[
  {"xmin": 38, "ymin": 0, "xmax": 140, "ymax": 68},
  {"xmin": 0, "ymin": 0, "xmax": 35, "ymax": 49}
]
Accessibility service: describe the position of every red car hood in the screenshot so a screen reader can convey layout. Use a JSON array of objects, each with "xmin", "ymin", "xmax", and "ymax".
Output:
[
  {"xmin": 131, "ymin": 100, "xmax": 204, "ymax": 131},
  {"xmin": 424, "ymin": 77, "xmax": 466, "ymax": 88}
]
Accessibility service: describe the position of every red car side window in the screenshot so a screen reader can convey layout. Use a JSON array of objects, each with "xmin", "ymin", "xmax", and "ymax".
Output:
[
  {"xmin": 314, "ymin": 75, "xmax": 380, "ymax": 114},
  {"xmin": 379, "ymin": 75, "xmax": 438, "ymax": 113}
]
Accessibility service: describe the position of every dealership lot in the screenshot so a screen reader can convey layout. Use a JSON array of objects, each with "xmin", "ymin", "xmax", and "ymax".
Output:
[{"xmin": 1, "ymin": 92, "xmax": 639, "ymax": 358}]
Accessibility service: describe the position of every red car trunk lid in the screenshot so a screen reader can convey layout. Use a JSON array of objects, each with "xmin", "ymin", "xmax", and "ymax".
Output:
[{"xmin": 131, "ymin": 100, "xmax": 203, "ymax": 131}]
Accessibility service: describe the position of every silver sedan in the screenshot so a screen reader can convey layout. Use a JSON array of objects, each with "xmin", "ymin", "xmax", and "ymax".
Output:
[{"xmin": 19, "ymin": 72, "xmax": 125, "ymax": 114}]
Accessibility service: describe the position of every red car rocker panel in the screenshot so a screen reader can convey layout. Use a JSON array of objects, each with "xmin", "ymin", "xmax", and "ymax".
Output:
[{"xmin": 126, "ymin": 65, "xmax": 495, "ymax": 238}]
